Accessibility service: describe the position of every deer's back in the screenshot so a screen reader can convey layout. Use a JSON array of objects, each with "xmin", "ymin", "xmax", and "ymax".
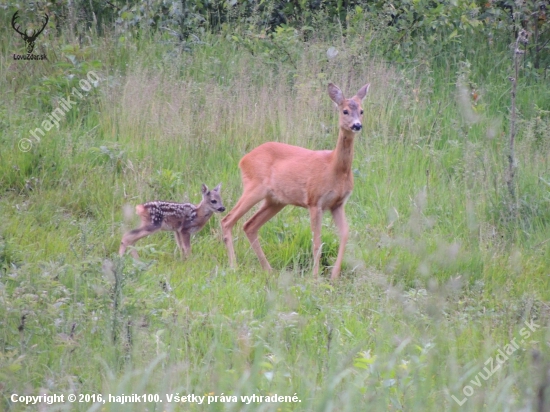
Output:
[
  {"xmin": 239, "ymin": 142, "xmax": 330, "ymax": 174},
  {"xmin": 239, "ymin": 142, "xmax": 350, "ymax": 209},
  {"xmin": 140, "ymin": 201, "xmax": 197, "ymax": 230}
]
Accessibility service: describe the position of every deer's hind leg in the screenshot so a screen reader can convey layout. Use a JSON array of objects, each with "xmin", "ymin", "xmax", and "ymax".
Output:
[
  {"xmin": 221, "ymin": 185, "xmax": 269, "ymax": 268},
  {"xmin": 120, "ymin": 224, "xmax": 162, "ymax": 259},
  {"xmin": 243, "ymin": 200, "xmax": 285, "ymax": 272}
]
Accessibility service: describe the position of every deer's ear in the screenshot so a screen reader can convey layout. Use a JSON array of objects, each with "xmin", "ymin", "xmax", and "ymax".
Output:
[
  {"xmin": 328, "ymin": 83, "xmax": 344, "ymax": 105},
  {"xmin": 355, "ymin": 83, "xmax": 370, "ymax": 101},
  {"xmin": 201, "ymin": 184, "xmax": 208, "ymax": 194},
  {"xmin": 213, "ymin": 183, "xmax": 222, "ymax": 192}
]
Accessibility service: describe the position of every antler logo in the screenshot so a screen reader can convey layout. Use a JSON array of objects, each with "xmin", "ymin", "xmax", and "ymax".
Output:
[{"xmin": 11, "ymin": 11, "xmax": 49, "ymax": 54}]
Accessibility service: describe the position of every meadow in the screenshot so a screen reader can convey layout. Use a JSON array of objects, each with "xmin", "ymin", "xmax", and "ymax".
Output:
[{"xmin": 1, "ymin": 8, "xmax": 550, "ymax": 411}]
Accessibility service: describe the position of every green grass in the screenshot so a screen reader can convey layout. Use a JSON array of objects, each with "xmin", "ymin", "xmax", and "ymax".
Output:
[{"xmin": 1, "ymin": 21, "xmax": 550, "ymax": 412}]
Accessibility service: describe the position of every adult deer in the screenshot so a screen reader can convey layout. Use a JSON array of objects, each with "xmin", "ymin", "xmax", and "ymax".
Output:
[{"xmin": 221, "ymin": 82, "xmax": 370, "ymax": 280}]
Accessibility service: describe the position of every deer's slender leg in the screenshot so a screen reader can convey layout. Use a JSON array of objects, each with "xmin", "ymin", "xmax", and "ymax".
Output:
[
  {"xmin": 178, "ymin": 231, "xmax": 191, "ymax": 257},
  {"xmin": 221, "ymin": 185, "xmax": 268, "ymax": 268},
  {"xmin": 120, "ymin": 224, "xmax": 162, "ymax": 259},
  {"xmin": 309, "ymin": 206, "xmax": 323, "ymax": 277},
  {"xmin": 174, "ymin": 231, "xmax": 186, "ymax": 258},
  {"xmin": 174, "ymin": 230, "xmax": 191, "ymax": 259},
  {"xmin": 243, "ymin": 201, "xmax": 285, "ymax": 271},
  {"xmin": 330, "ymin": 205, "xmax": 349, "ymax": 280}
]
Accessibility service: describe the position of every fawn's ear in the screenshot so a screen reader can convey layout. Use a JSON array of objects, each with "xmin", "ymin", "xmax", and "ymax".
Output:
[
  {"xmin": 328, "ymin": 83, "xmax": 344, "ymax": 105},
  {"xmin": 354, "ymin": 83, "xmax": 370, "ymax": 101},
  {"xmin": 213, "ymin": 183, "xmax": 222, "ymax": 192},
  {"xmin": 201, "ymin": 184, "xmax": 208, "ymax": 195}
]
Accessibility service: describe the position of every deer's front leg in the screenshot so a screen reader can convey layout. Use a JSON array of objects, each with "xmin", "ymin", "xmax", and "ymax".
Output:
[
  {"xmin": 181, "ymin": 231, "xmax": 191, "ymax": 257},
  {"xmin": 330, "ymin": 205, "xmax": 349, "ymax": 280},
  {"xmin": 309, "ymin": 206, "xmax": 323, "ymax": 277},
  {"xmin": 174, "ymin": 232, "xmax": 184, "ymax": 258},
  {"xmin": 175, "ymin": 230, "xmax": 191, "ymax": 258}
]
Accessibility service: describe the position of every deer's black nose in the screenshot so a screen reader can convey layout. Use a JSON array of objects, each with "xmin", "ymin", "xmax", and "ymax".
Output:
[
  {"xmin": 351, "ymin": 123, "xmax": 362, "ymax": 131},
  {"xmin": 218, "ymin": 207, "xmax": 226, "ymax": 212}
]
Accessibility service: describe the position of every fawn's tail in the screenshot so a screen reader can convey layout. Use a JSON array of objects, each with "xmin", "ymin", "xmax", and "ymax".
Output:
[{"xmin": 135, "ymin": 204, "xmax": 147, "ymax": 217}]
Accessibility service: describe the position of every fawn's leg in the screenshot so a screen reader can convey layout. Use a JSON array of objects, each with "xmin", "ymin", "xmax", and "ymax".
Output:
[
  {"xmin": 309, "ymin": 206, "xmax": 323, "ymax": 277},
  {"xmin": 330, "ymin": 205, "xmax": 349, "ymax": 280},
  {"xmin": 174, "ymin": 231, "xmax": 191, "ymax": 258},
  {"xmin": 243, "ymin": 200, "xmax": 284, "ymax": 272},
  {"xmin": 221, "ymin": 185, "xmax": 267, "ymax": 268},
  {"xmin": 181, "ymin": 232, "xmax": 191, "ymax": 256},
  {"xmin": 174, "ymin": 232, "xmax": 185, "ymax": 258},
  {"xmin": 120, "ymin": 224, "xmax": 162, "ymax": 259}
]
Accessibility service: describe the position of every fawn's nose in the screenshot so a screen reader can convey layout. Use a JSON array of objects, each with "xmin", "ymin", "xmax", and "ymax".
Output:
[
  {"xmin": 218, "ymin": 206, "xmax": 226, "ymax": 212},
  {"xmin": 351, "ymin": 123, "xmax": 362, "ymax": 131}
]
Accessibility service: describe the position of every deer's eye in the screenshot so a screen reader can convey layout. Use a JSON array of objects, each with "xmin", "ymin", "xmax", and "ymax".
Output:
[
  {"xmin": 211, "ymin": 200, "xmax": 218, "ymax": 204},
  {"xmin": 343, "ymin": 110, "xmax": 349, "ymax": 115},
  {"xmin": 360, "ymin": 110, "xmax": 364, "ymax": 114}
]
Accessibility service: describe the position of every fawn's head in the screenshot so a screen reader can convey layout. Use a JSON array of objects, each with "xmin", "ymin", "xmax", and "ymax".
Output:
[
  {"xmin": 201, "ymin": 183, "xmax": 226, "ymax": 213},
  {"xmin": 328, "ymin": 83, "xmax": 370, "ymax": 133}
]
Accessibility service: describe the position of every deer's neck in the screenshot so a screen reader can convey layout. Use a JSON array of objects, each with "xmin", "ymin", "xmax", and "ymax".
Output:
[
  {"xmin": 331, "ymin": 128, "xmax": 355, "ymax": 174},
  {"xmin": 196, "ymin": 202, "xmax": 213, "ymax": 221}
]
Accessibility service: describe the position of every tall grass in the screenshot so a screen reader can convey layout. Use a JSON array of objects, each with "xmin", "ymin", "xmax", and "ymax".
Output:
[{"xmin": 1, "ymin": 20, "xmax": 550, "ymax": 411}]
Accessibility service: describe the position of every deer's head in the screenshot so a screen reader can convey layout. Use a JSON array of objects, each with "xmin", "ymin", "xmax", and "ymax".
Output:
[
  {"xmin": 12, "ymin": 11, "xmax": 49, "ymax": 54},
  {"xmin": 202, "ymin": 183, "xmax": 226, "ymax": 213},
  {"xmin": 328, "ymin": 83, "xmax": 370, "ymax": 133}
]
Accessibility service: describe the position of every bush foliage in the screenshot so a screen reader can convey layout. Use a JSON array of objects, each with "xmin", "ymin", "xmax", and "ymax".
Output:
[{"xmin": 10, "ymin": 0, "xmax": 550, "ymax": 69}]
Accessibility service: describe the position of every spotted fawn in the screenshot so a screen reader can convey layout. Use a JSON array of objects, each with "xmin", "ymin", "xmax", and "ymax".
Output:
[{"xmin": 119, "ymin": 183, "xmax": 225, "ymax": 259}]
